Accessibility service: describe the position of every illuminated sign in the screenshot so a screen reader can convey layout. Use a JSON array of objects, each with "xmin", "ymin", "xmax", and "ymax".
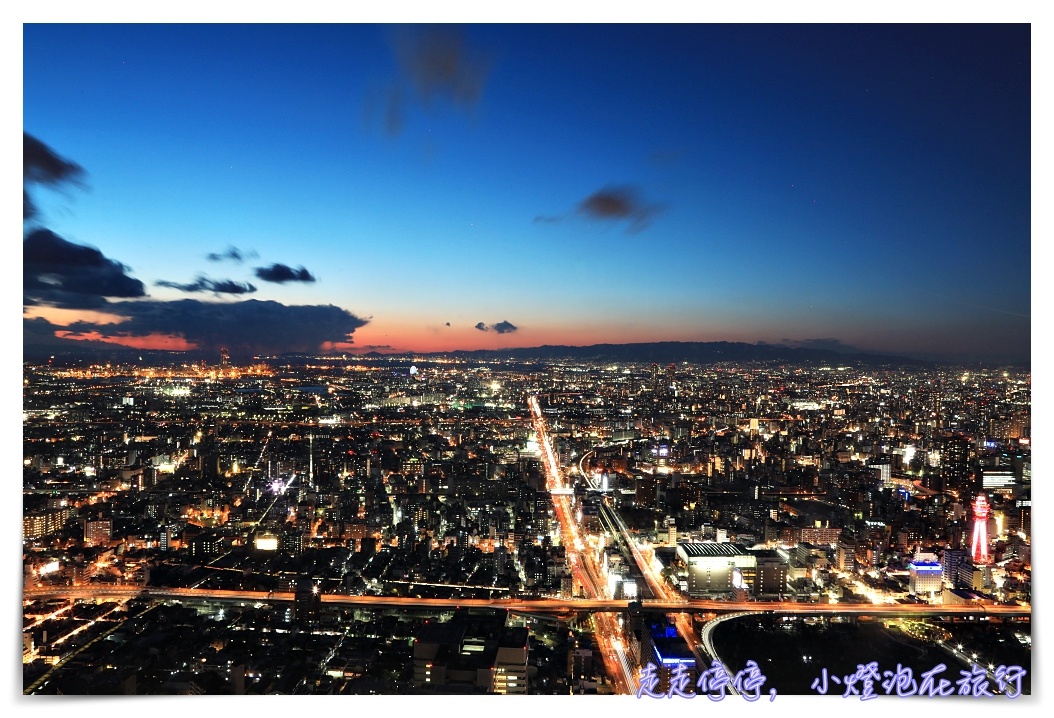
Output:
[
  {"xmin": 653, "ymin": 646, "xmax": 695, "ymax": 666},
  {"xmin": 909, "ymin": 563, "xmax": 943, "ymax": 573}
]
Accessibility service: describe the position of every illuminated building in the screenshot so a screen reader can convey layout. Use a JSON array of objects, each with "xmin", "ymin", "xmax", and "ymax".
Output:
[
  {"xmin": 411, "ymin": 609, "xmax": 528, "ymax": 694},
  {"xmin": 941, "ymin": 548, "xmax": 967, "ymax": 586},
  {"xmin": 896, "ymin": 528, "xmax": 922, "ymax": 553},
  {"xmin": 635, "ymin": 473, "xmax": 657, "ymax": 508},
  {"xmin": 908, "ymin": 560, "xmax": 943, "ymax": 597},
  {"xmin": 937, "ymin": 433, "xmax": 973, "ymax": 495},
  {"xmin": 836, "ymin": 536, "xmax": 857, "ymax": 573},
  {"xmin": 1016, "ymin": 497, "xmax": 1031, "ymax": 541},
  {"xmin": 1009, "ymin": 411, "xmax": 1029, "ymax": 440},
  {"xmin": 642, "ymin": 618, "xmax": 696, "ymax": 694},
  {"xmin": 219, "ymin": 346, "xmax": 230, "ymax": 369},
  {"xmin": 280, "ymin": 530, "xmax": 304, "ymax": 555},
  {"xmin": 23, "ymin": 506, "xmax": 73, "ymax": 541},
  {"xmin": 981, "ymin": 468, "xmax": 1016, "ymax": 497},
  {"xmin": 970, "ymin": 493, "xmax": 991, "ymax": 564},
  {"xmin": 676, "ymin": 542, "xmax": 756, "ymax": 597},
  {"xmin": 294, "ymin": 575, "xmax": 321, "ymax": 625},
  {"xmin": 869, "ymin": 461, "xmax": 892, "ymax": 487},
  {"xmin": 84, "ymin": 518, "xmax": 112, "ymax": 547},
  {"xmin": 749, "ymin": 549, "xmax": 789, "ymax": 597},
  {"xmin": 798, "ymin": 525, "xmax": 841, "ymax": 546},
  {"xmin": 254, "ymin": 532, "xmax": 279, "ymax": 551},
  {"xmin": 159, "ymin": 526, "xmax": 172, "ymax": 551},
  {"xmin": 187, "ymin": 531, "xmax": 221, "ymax": 557},
  {"xmin": 957, "ymin": 561, "xmax": 989, "ymax": 591}
]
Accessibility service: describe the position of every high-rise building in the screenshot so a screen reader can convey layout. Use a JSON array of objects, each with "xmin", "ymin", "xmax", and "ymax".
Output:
[
  {"xmin": 749, "ymin": 549, "xmax": 789, "ymax": 597},
  {"xmin": 908, "ymin": 559, "xmax": 943, "ymax": 597},
  {"xmin": 981, "ymin": 468, "xmax": 1016, "ymax": 497},
  {"xmin": 293, "ymin": 575, "xmax": 321, "ymax": 626},
  {"xmin": 641, "ymin": 617, "xmax": 696, "ymax": 695},
  {"xmin": 1016, "ymin": 498, "xmax": 1031, "ymax": 542},
  {"xmin": 938, "ymin": 434, "xmax": 973, "ymax": 497},
  {"xmin": 836, "ymin": 536, "xmax": 857, "ymax": 573},
  {"xmin": 23, "ymin": 506, "xmax": 73, "ymax": 541},
  {"xmin": 219, "ymin": 346, "xmax": 230, "ymax": 369},
  {"xmin": 941, "ymin": 548, "xmax": 968, "ymax": 586}
]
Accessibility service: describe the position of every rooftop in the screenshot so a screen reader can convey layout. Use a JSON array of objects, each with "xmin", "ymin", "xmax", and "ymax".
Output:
[{"xmin": 676, "ymin": 541, "xmax": 750, "ymax": 558}]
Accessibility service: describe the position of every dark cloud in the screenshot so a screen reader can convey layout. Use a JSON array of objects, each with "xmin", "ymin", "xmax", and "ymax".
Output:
[
  {"xmin": 24, "ymin": 133, "xmax": 86, "ymax": 221},
  {"xmin": 43, "ymin": 299, "xmax": 368, "ymax": 358},
  {"xmin": 23, "ymin": 229, "xmax": 147, "ymax": 309},
  {"xmin": 578, "ymin": 186, "xmax": 663, "ymax": 232},
  {"xmin": 254, "ymin": 263, "xmax": 317, "ymax": 284},
  {"xmin": 206, "ymin": 246, "xmax": 257, "ymax": 263},
  {"xmin": 156, "ymin": 275, "xmax": 257, "ymax": 295},
  {"xmin": 474, "ymin": 320, "xmax": 518, "ymax": 334},
  {"xmin": 394, "ymin": 26, "xmax": 490, "ymax": 108},
  {"xmin": 23, "ymin": 316, "xmax": 78, "ymax": 348},
  {"xmin": 21, "ymin": 138, "xmax": 366, "ymax": 361},
  {"xmin": 537, "ymin": 185, "xmax": 664, "ymax": 233},
  {"xmin": 207, "ymin": 279, "xmax": 256, "ymax": 295}
]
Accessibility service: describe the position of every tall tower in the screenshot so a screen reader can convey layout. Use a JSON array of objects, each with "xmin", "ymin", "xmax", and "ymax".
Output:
[
  {"xmin": 970, "ymin": 493, "xmax": 991, "ymax": 564},
  {"xmin": 220, "ymin": 347, "xmax": 230, "ymax": 369}
]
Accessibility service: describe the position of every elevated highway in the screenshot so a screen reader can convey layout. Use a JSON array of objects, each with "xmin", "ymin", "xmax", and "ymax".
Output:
[{"xmin": 24, "ymin": 586, "xmax": 1032, "ymax": 619}]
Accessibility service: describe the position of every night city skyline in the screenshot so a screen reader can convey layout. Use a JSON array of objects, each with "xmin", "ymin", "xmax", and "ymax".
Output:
[
  {"xmin": 22, "ymin": 22, "xmax": 1031, "ymax": 366},
  {"xmin": 17, "ymin": 8, "xmax": 1039, "ymax": 711}
]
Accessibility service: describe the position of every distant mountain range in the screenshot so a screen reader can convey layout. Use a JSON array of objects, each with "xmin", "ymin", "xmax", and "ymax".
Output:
[{"xmin": 410, "ymin": 341, "xmax": 933, "ymax": 367}]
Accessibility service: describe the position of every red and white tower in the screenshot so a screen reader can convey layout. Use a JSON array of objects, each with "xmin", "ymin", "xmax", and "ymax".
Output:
[{"xmin": 970, "ymin": 493, "xmax": 991, "ymax": 564}]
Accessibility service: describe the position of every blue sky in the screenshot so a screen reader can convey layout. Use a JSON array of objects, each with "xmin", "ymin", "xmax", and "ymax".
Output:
[{"xmin": 22, "ymin": 20, "xmax": 1032, "ymax": 362}]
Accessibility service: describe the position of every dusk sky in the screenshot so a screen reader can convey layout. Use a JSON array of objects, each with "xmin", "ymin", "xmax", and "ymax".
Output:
[{"xmin": 22, "ymin": 21, "xmax": 1032, "ymax": 363}]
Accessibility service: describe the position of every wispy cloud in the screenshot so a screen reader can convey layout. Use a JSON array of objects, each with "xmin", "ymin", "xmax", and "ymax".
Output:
[
  {"xmin": 156, "ymin": 275, "xmax": 257, "ymax": 295},
  {"xmin": 536, "ymin": 184, "xmax": 664, "ymax": 233},
  {"xmin": 206, "ymin": 246, "xmax": 257, "ymax": 263},
  {"xmin": 367, "ymin": 25, "xmax": 492, "ymax": 137},
  {"xmin": 24, "ymin": 133, "xmax": 86, "ymax": 221}
]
